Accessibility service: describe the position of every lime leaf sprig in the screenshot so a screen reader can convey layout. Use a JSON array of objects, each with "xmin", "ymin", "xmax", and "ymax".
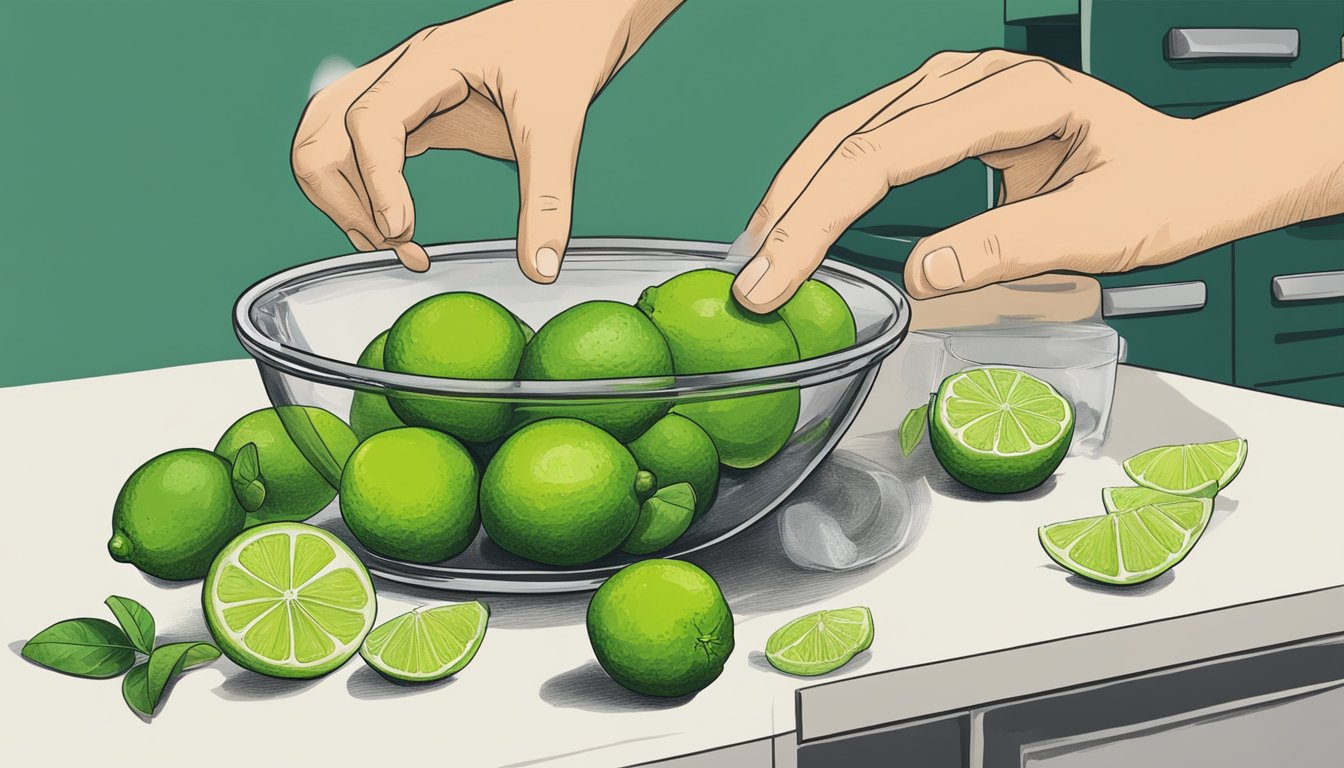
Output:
[
  {"xmin": 899, "ymin": 404, "xmax": 928, "ymax": 456},
  {"xmin": 230, "ymin": 442, "xmax": 267, "ymax": 513},
  {"xmin": 20, "ymin": 595, "xmax": 219, "ymax": 719},
  {"xmin": 622, "ymin": 482, "xmax": 697, "ymax": 555}
]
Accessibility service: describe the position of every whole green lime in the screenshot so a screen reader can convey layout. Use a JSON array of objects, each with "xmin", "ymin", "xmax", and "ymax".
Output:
[
  {"xmin": 340, "ymin": 427, "xmax": 480, "ymax": 563},
  {"xmin": 215, "ymin": 406, "xmax": 357, "ymax": 527},
  {"xmin": 349, "ymin": 330, "xmax": 405, "ymax": 441},
  {"xmin": 384, "ymin": 292, "xmax": 525, "ymax": 443},
  {"xmin": 628, "ymin": 414, "xmax": 719, "ymax": 519},
  {"xmin": 480, "ymin": 419, "xmax": 644, "ymax": 565},
  {"xmin": 779, "ymin": 278, "xmax": 857, "ymax": 359},
  {"xmin": 638, "ymin": 269, "xmax": 800, "ymax": 469},
  {"xmin": 108, "ymin": 449, "xmax": 246, "ymax": 580},
  {"xmin": 516, "ymin": 301, "xmax": 674, "ymax": 441},
  {"xmin": 587, "ymin": 559, "xmax": 734, "ymax": 697}
]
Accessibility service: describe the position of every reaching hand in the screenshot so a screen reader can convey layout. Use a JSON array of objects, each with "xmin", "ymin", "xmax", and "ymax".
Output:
[
  {"xmin": 733, "ymin": 50, "xmax": 1344, "ymax": 311},
  {"xmin": 292, "ymin": 0, "xmax": 680, "ymax": 280}
]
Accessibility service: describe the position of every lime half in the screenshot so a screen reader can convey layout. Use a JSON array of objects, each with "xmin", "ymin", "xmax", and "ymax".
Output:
[
  {"xmin": 929, "ymin": 368, "xmax": 1074, "ymax": 493},
  {"xmin": 360, "ymin": 602, "xmax": 489, "ymax": 683},
  {"xmin": 1039, "ymin": 492, "xmax": 1213, "ymax": 586},
  {"xmin": 765, "ymin": 606, "xmax": 873, "ymax": 677},
  {"xmin": 1122, "ymin": 439, "xmax": 1247, "ymax": 498},
  {"xmin": 203, "ymin": 523, "xmax": 377, "ymax": 679}
]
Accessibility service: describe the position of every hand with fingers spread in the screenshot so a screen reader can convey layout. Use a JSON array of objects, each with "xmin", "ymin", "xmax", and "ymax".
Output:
[
  {"xmin": 292, "ymin": 0, "xmax": 682, "ymax": 279},
  {"xmin": 733, "ymin": 50, "xmax": 1344, "ymax": 311}
]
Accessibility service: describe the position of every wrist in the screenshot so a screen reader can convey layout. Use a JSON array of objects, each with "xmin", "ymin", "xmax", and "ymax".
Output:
[{"xmin": 1190, "ymin": 63, "xmax": 1344, "ymax": 242}]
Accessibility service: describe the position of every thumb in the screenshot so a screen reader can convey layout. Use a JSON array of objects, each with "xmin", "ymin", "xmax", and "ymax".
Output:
[
  {"xmin": 511, "ymin": 101, "xmax": 587, "ymax": 284},
  {"xmin": 903, "ymin": 187, "xmax": 1119, "ymax": 298}
]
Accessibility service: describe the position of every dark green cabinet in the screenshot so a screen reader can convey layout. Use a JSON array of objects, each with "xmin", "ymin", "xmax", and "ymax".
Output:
[
  {"xmin": 1087, "ymin": 0, "xmax": 1344, "ymax": 108},
  {"xmin": 1233, "ymin": 217, "xmax": 1344, "ymax": 405},
  {"xmin": 1099, "ymin": 246, "xmax": 1234, "ymax": 383}
]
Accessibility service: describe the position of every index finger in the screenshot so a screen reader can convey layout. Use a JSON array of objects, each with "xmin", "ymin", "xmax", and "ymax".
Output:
[
  {"xmin": 734, "ymin": 60, "xmax": 1072, "ymax": 313},
  {"xmin": 344, "ymin": 47, "xmax": 469, "ymax": 244}
]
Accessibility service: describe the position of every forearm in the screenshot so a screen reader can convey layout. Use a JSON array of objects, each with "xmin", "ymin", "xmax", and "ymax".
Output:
[{"xmin": 1186, "ymin": 62, "xmax": 1344, "ymax": 249}]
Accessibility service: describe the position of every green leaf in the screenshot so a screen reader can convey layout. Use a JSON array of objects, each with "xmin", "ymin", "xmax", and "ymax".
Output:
[
  {"xmin": 900, "ymin": 404, "xmax": 928, "ymax": 457},
  {"xmin": 122, "ymin": 642, "xmax": 221, "ymax": 717},
  {"xmin": 651, "ymin": 481, "xmax": 696, "ymax": 511},
  {"xmin": 104, "ymin": 596, "xmax": 155, "ymax": 655},
  {"xmin": 231, "ymin": 443, "xmax": 266, "ymax": 513},
  {"xmin": 22, "ymin": 618, "xmax": 137, "ymax": 678}
]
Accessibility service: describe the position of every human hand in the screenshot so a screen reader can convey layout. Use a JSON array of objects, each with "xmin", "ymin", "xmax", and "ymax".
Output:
[
  {"xmin": 732, "ymin": 50, "xmax": 1344, "ymax": 311},
  {"xmin": 292, "ymin": 0, "xmax": 680, "ymax": 280}
]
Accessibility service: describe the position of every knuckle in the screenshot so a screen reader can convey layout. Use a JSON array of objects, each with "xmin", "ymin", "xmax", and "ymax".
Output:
[
  {"xmin": 925, "ymin": 50, "xmax": 975, "ymax": 73},
  {"xmin": 836, "ymin": 134, "xmax": 881, "ymax": 163},
  {"xmin": 751, "ymin": 203, "xmax": 772, "ymax": 224}
]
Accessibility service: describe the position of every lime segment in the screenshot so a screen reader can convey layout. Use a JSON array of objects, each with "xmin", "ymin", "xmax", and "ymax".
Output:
[
  {"xmin": 1122, "ymin": 439, "xmax": 1247, "ymax": 497},
  {"xmin": 203, "ymin": 523, "xmax": 376, "ymax": 678},
  {"xmin": 1039, "ymin": 493, "xmax": 1213, "ymax": 586},
  {"xmin": 765, "ymin": 606, "xmax": 874, "ymax": 677},
  {"xmin": 360, "ymin": 602, "xmax": 489, "ymax": 682}
]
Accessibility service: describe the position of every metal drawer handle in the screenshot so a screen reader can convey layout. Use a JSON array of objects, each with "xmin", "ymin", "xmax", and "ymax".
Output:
[
  {"xmin": 1272, "ymin": 271, "xmax": 1344, "ymax": 302},
  {"xmin": 1166, "ymin": 28, "xmax": 1299, "ymax": 61},
  {"xmin": 1102, "ymin": 282, "xmax": 1207, "ymax": 318}
]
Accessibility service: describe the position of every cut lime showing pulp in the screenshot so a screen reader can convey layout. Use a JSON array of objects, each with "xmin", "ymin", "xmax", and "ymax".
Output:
[
  {"xmin": 1122, "ymin": 439, "xmax": 1247, "ymax": 498},
  {"xmin": 1102, "ymin": 486, "xmax": 1210, "ymax": 515},
  {"xmin": 765, "ymin": 606, "xmax": 873, "ymax": 677},
  {"xmin": 1039, "ymin": 493, "xmax": 1213, "ymax": 586},
  {"xmin": 203, "ymin": 523, "xmax": 376, "ymax": 679},
  {"xmin": 360, "ymin": 602, "xmax": 489, "ymax": 683},
  {"xmin": 929, "ymin": 368, "xmax": 1074, "ymax": 493}
]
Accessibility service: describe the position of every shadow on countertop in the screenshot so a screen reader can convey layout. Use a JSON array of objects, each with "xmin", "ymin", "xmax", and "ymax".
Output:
[{"xmin": 539, "ymin": 660, "xmax": 695, "ymax": 713}]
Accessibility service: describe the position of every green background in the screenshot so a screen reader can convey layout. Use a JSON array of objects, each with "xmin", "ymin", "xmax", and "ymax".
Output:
[{"xmin": 0, "ymin": 0, "xmax": 1002, "ymax": 387}]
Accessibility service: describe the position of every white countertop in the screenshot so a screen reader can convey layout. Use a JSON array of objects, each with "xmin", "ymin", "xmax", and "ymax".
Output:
[{"xmin": 2, "ymin": 357, "xmax": 1342, "ymax": 767}]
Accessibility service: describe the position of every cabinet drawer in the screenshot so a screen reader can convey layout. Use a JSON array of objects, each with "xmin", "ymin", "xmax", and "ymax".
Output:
[
  {"xmin": 1100, "ymin": 245, "xmax": 1233, "ymax": 383},
  {"xmin": 1233, "ymin": 218, "xmax": 1344, "ymax": 388},
  {"xmin": 1087, "ymin": 0, "xmax": 1344, "ymax": 106}
]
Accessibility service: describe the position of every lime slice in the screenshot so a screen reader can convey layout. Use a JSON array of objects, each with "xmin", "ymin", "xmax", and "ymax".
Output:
[
  {"xmin": 929, "ymin": 368, "xmax": 1074, "ymax": 493},
  {"xmin": 1122, "ymin": 439, "xmax": 1247, "ymax": 498},
  {"xmin": 360, "ymin": 602, "xmax": 489, "ymax": 683},
  {"xmin": 203, "ymin": 522, "xmax": 377, "ymax": 679},
  {"xmin": 765, "ymin": 606, "xmax": 873, "ymax": 677},
  {"xmin": 1039, "ymin": 492, "xmax": 1213, "ymax": 586},
  {"xmin": 1102, "ymin": 486, "xmax": 1209, "ymax": 514}
]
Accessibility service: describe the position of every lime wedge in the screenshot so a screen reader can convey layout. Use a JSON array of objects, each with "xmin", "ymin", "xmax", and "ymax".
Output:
[
  {"xmin": 1039, "ymin": 492, "xmax": 1213, "ymax": 586},
  {"xmin": 1122, "ymin": 439, "xmax": 1247, "ymax": 497},
  {"xmin": 203, "ymin": 522, "xmax": 377, "ymax": 679},
  {"xmin": 929, "ymin": 368, "xmax": 1074, "ymax": 493},
  {"xmin": 765, "ymin": 606, "xmax": 873, "ymax": 677},
  {"xmin": 360, "ymin": 602, "xmax": 489, "ymax": 683}
]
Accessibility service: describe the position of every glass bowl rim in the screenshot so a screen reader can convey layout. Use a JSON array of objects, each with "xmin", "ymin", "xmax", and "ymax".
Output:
[{"xmin": 233, "ymin": 237, "xmax": 911, "ymax": 399}]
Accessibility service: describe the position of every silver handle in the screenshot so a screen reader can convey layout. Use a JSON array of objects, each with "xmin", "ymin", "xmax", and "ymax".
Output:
[
  {"xmin": 1166, "ymin": 28, "xmax": 1299, "ymax": 60},
  {"xmin": 1102, "ymin": 282, "xmax": 1207, "ymax": 318},
  {"xmin": 1272, "ymin": 271, "xmax": 1344, "ymax": 302}
]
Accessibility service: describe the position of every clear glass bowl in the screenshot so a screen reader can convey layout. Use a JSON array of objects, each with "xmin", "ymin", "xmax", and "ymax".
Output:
[{"xmin": 233, "ymin": 238, "xmax": 910, "ymax": 592}]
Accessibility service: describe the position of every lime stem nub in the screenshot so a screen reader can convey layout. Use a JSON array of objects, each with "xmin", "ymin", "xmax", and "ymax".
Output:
[
  {"xmin": 635, "ymin": 470, "xmax": 657, "ymax": 498},
  {"xmin": 107, "ymin": 533, "xmax": 131, "ymax": 562}
]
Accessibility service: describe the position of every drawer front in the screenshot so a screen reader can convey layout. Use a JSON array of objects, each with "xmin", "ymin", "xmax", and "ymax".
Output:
[
  {"xmin": 1233, "ymin": 218, "xmax": 1344, "ymax": 388},
  {"xmin": 1087, "ymin": 0, "xmax": 1344, "ymax": 106},
  {"xmin": 1257, "ymin": 373, "xmax": 1344, "ymax": 407},
  {"xmin": 1100, "ymin": 245, "xmax": 1234, "ymax": 383}
]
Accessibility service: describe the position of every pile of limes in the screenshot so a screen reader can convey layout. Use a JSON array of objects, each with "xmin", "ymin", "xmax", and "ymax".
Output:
[
  {"xmin": 99, "ymin": 268, "xmax": 859, "ymax": 696},
  {"xmin": 338, "ymin": 268, "xmax": 856, "ymax": 568}
]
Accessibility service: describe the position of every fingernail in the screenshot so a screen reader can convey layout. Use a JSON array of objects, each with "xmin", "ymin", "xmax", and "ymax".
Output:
[
  {"xmin": 921, "ymin": 247, "xmax": 965, "ymax": 291},
  {"xmin": 375, "ymin": 206, "xmax": 407, "ymax": 240},
  {"xmin": 346, "ymin": 230, "xmax": 375, "ymax": 251},
  {"xmin": 733, "ymin": 257, "xmax": 770, "ymax": 296},
  {"xmin": 744, "ymin": 262, "xmax": 790, "ymax": 308},
  {"xmin": 535, "ymin": 247, "xmax": 560, "ymax": 280}
]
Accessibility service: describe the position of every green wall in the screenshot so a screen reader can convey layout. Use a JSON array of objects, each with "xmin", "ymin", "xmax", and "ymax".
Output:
[{"xmin": 0, "ymin": 0, "xmax": 1003, "ymax": 387}]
